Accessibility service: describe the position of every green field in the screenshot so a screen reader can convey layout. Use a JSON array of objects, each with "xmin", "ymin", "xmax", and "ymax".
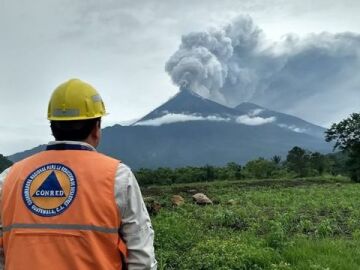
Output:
[{"xmin": 143, "ymin": 177, "xmax": 360, "ymax": 270}]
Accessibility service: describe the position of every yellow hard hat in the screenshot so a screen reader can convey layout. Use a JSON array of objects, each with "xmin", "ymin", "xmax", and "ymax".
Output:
[{"xmin": 48, "ymin": 79, "xmax": 107, "ymax": 121}]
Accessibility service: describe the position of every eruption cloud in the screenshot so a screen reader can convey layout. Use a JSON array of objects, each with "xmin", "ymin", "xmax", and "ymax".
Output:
[
  {"xmin": 165, "ymin": 16, "xmax": 261, "ymax": 104},
  {"xmin": 165, "ymin": 15, "xmax": 360, "ymax": 125}
]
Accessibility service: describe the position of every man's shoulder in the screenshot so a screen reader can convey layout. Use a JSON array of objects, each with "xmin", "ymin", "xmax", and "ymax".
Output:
[
  {"xmin": 115, "ymin": 163, "xmax": 137, "ymax": 186},
  {"xmin": 0, "ymin": 166, "xmax": 12, "ymax": 180},
  {"xmin": 93, "ymin": 151, "xmax": 121, "ymax": 164},
  {"xmin": 117, "ymin": 162, "xmax": 134, "ymax": 174}
]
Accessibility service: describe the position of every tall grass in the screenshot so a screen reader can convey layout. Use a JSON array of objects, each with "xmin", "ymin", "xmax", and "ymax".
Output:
[{"xmin": 145, "ymin": 178, "xmax": 360, "ymax": 269}]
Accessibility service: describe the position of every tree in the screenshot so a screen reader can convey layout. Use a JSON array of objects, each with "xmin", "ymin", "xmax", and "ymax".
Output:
[
  {"xmin": 325, "ymin": 113, "xmax": 360, "ymax": 182},
  {"xmin": 203, "ymin": 165, "xmax": 216, "ymax": 181},
  {"xmin": 243, "ymin": 158, "xmax": 277, "ymax": 179},
  {"xmin": 155, "ymin": 167, "xmax": 174, "ymax": 185},
  {"xmin": 286, "ymin": 146, "xmax": 310, "ymax": 177},
  {"xmin": 135, "ymin": 168, "xmax": 157, "ymax": 185},
  {"xmin": 271, "ymin": 155, "xmax": 282, "ymax": 166},
  {"xmin": 327, "ymin": 152, "xmax": 348, "ymax": 176},
  {"xmin": 308, "ymin": 152, "xmax": 330, "ymax": 175},
  {"xmin": 225, "ymin": 162, "xmax": 242, "ymax": 179}
]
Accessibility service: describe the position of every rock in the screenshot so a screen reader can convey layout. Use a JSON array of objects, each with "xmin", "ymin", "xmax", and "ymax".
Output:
[
  {"xmin": 226, "ymin": 199, "xmax": 236, "ymax": 205},
  {"xmin": 187, "ymin": 189, "xmax": 197, "ymax": 194},
  {"xmin": 151, "ymin": 202, "xmax": 162, "ymax": 215},
  {"xmin": 144, "ymin": 197, "xmax": 161, "ymax": 215},
  {"xmin": 171, "ymin": 195, "xmax": 185, "ymax": 206},
  {"xmin": 192, "ymin": 193, "xmax": 213, "ymax": 205}
]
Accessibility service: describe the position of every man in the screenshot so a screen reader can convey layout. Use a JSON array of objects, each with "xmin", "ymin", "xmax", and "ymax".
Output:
[{"xmin": 0, "ymin": 79, "xmax": 157, "ymax": 269}]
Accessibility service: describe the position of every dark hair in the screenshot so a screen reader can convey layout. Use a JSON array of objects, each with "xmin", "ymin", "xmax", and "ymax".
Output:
[{"xmin": 50, "ymin": 118, "xmax": 101, "ymax": 141}]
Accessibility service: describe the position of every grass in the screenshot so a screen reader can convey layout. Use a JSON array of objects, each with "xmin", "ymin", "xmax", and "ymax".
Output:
[{"xmin": 142, "ymin": 176, "xmax": 360, "ymax": 269}]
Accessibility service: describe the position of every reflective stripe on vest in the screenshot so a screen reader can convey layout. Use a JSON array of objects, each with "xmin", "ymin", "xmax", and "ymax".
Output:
[
  {"xmin": 1, "ymin": 147, "xmax": 126, "ymax": 270},
  {"xmin": 3, "ymin": 223, "xmax": 118, "ymax": 234}
]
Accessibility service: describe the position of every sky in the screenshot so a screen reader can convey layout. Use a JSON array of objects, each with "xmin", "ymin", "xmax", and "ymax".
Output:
[{"xmin": 1, "ymin": 0, "xmax": 359, "ymax": 155}]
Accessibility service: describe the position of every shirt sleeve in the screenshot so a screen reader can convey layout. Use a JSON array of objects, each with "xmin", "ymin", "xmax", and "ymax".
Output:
[
  {"xmin": 114, "ymin": 163, "xmax": 157, "ymax": 270},
  {"xmin": 0, "ymin": 167, "xmax": 11, "ymax": 270}
]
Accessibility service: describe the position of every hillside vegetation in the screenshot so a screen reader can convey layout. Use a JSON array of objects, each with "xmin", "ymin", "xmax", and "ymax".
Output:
[
  {"xmin": 135, "ymin": 146, "xmax": 348, "ymax": 186},
  {"xmin": 144, "ymin": 177, "xmax": 360, "ymax": 270}
]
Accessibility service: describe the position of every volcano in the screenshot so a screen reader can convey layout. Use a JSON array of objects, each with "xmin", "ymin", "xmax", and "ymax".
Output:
[
  {"xmin": 8, "ymin": 89, "xmax": 331, "ymax": 168},
  {"xmin": 138, "ymin": 88, "xmax": 237, "ymax": 121}
]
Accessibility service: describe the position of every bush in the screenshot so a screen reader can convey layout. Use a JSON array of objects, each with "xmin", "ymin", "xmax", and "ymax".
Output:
[{"xmin": 243, "ymin": 158, "xmax": 278, "ymax": 179}]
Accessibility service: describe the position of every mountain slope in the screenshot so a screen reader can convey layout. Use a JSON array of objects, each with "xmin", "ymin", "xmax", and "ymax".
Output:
[
  {"xmin": 8, "ymin": 89, "xmax": 332, "ymax": 168},
  {"xmin": 235, "ymin": 102, "xmax": 326, "ymax": 138},
  {"xmin": 7, "ymin": 145, "xmax": 45, "ymax": 164},
  {"xmin": 98, "ymin": 121, "xmax": 330, "ymax": 168},
  {"xmin": 137, "ymin": 89, "xmax": 238, "ymax": 122}
]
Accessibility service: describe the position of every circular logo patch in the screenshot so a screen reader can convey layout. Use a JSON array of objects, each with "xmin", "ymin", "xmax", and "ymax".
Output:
[{"xmin": 22, "ymin": 163, "xmax": 77, "ymax": 217}]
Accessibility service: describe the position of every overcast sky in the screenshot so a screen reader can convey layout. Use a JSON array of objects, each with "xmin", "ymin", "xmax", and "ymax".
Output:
[{"xmin": 1, "ymin": 0, "xmax": 359, "ymax": 155}]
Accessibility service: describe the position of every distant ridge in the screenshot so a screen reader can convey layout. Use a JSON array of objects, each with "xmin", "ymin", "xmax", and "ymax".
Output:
[{"xmin": 7, "ymin": 145, "xmax": 45, "ymax": 164}]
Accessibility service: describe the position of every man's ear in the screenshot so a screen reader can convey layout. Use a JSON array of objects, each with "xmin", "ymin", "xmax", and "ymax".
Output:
[{"xmin": 88, "ymin": 120, "xmax": 101, "ymax": 147}]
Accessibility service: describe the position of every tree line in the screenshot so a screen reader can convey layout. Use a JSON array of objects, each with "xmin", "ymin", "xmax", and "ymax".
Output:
[{"xmin": 134, "ymin": 147, "xmax": 348, "ymax": 186}]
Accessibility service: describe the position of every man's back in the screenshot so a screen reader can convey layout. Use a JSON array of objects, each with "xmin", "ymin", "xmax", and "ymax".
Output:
[
  {"xmin": 2, "ymin": 146, "xmax": 127, "ymax": 270},
  {"xmin": 0, "ymin": 79, "xmax": 157, "ymax": 269}
]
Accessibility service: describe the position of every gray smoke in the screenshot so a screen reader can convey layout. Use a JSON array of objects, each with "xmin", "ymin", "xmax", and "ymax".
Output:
[
  {"xmin": 165, "ymin": 16, "xmax": 262, "ymax": 104},
  {"xmin": 165, "ymin": 15, "xmax": 360, "ymax": 125}
]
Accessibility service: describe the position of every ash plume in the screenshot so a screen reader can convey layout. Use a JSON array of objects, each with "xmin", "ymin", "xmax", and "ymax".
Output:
[
  {"xmin": 165, "ymin": 16, "xmax": 262, "ymax": 105},
  {"xmin": 165, "ymin": 15, "xmax": 360, "ymax": 125}
]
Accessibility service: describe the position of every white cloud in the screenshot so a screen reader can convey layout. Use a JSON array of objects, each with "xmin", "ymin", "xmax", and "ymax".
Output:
[
  {"xmin": 236, "ymin": 115, "xmax": 276, "ymax": 126},
  {"xmin": 134, "ymin": 113, "xmax": 230, "ymax": 126},
  {"xmin": 249, "ymin": 108, "xmax": 264, "ymax": 116},
  {"xmin": 278, "ymin": 123, "xmax": 306, "ymax": 133},
  {"xmin": 117, "ymin": 118, "xmax": 139, "ymax": 126}
]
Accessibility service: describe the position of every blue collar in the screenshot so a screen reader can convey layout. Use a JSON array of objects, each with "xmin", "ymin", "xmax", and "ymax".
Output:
[{"xmin": 46, "ymin": 143, "xmax": 95, "ymax": 151}]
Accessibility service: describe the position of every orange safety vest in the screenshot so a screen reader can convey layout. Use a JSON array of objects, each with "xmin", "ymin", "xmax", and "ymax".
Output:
[{"xmin": 0, "ymin": 144, "xmax": 128, "ymax": 270}]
